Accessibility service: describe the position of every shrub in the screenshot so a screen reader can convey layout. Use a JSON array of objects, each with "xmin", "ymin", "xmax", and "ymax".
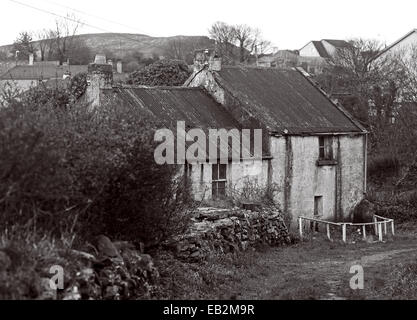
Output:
[
  {"xmin": 368, "ymin": 154, "xmax": 400, "ymax": 180},
  {"xmin": 0, "ymin": 93, "xmax": 194, "ymax": 245},
  {"xmin": 127, "ymin": 59, "xmax": 191, "ymax": 86}
]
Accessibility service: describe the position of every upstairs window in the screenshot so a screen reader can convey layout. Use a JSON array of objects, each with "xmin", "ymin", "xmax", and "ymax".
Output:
[{"xmin": 318, "ymin": 136, "xmax": 334, "ymax": 161}]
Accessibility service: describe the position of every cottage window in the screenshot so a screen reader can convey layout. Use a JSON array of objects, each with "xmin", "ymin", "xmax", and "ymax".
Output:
[
  {"xmin": 318, "ymin": 136, "xmax": 337, "ymax": 166},
  {"xmin": 212, "ymin": 164, "xmax": 227, "ymax": 199},
  {"xmin": 318, "ymin": 136, "xmax": 333, "ymax": 160}
]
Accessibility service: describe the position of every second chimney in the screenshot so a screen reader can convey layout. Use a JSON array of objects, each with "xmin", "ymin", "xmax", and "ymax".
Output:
[
  {"xmin": 116, "ymin": 60, "xmax": 123, "ymax": 74},
  {"xmin": 86, "ymin": 54, "xmax": 113, "ymax": 110}
]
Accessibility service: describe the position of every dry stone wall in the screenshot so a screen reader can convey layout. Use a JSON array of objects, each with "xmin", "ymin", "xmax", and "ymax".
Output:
[{"xmin": 164, "ymin": 206, "xmax": 290, "ymax": 262}]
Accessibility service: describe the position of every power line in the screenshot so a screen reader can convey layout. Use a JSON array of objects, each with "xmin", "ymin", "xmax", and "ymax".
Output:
[
  {"xmin": 7, "ymin": 0, "xmax": 161, "ymax": 50},
  {"xmin": 8, "ymin": 0, "xmax": 108, "ymax": 33},
  {"xmin": 40, "ymin": 0, "xmax": 146, "ymax": 34}
]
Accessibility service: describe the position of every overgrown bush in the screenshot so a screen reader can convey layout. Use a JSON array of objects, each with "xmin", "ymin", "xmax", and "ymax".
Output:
[
  {"xmin": 368, "ymin": 154, "xmax": 400, "ymax": 180},
  {"xmin": 126, "ymin": 59, "xmax": 191, "ymax": 86},
  {"xmin": 0, "ymin": 89, "xmax": 194, "ymax": 245}
]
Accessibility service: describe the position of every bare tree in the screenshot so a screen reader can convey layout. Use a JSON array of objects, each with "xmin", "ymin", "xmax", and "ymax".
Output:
[
  {"xmin": 316, "ymin": 38, "xmax": 417, "ymax": 157},
  {"xmin": 233, "ymin": 24, "xmax": 271, "ymax": 62},
  {"xmin": 208, "ymin": 21, "xmax": 237, "ymax": 63},
  {"xmin": 36, "ymin": 29, "xmax": 56, "ymax": 61},
  {"xmin": 208, "ymin": 22, "xmax": 272, "ymax": 64},
  {"xmin": 50, "ymin": 14, "xmax": 84, "ymax": 64}
]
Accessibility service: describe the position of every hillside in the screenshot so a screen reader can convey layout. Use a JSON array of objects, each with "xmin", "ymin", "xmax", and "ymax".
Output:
[{"xmin": 0, "ymin": 32, "xmax": 215, "ymax": 65}]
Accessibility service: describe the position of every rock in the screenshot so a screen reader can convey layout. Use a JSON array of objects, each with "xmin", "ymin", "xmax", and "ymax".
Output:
[
  {"xmin": 38, "ymin": 277, "xmax": 57, "ymax": 300},
  {"xmin": 0, "ymin": 250, "xmax": 11, "ymax": 271},
  {"xmin": 104, "ymin": 285, "xmax": 121, "ymax": 300},
  {"xmin": 95, "ymin": 235, "xmax": 122, "ymax": 259},
  {"xmin": 353, "ymin": 199, "xmax": 375, "ymax": 223},
  {"xmin": 63, "ymin": 286, "xmax": 82, "ymax": 300}
]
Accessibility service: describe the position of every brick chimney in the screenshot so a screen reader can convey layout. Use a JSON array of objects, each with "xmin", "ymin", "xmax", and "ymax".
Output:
[{"xmin": 86, "ymin": 54, "xmax": 113, "ymax": 109}]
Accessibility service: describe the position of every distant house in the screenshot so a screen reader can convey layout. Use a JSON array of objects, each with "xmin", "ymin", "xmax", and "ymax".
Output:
[
  {"xmin": 300, "ymin": 39, "xmax": 351, "ymax": 59},
  {"xmin": 257, "ymin": 50, "xmax": 299, "ymax": 68},
  {"xmin": 298, "ymin": 39, "xmax": 351, "ymax": 74},
  {"xmin": 83, "ymin": 52, "xmax": 367, "ymax": 226},
  {"xmin": 0, "ymin": 55, "xmax": 88, "ymax": 96}
]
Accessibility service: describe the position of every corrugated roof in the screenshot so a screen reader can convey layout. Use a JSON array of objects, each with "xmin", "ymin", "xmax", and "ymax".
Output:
[
  {"xmin": 214, "ymin": 66, "xmax": 363, "ymax": 134},
  {"xmin": 100, "ymin": 86, "xmax": 240, "ymax": 129},
  {"xmin": 100, "ymin": 86, "xmax": 265, "ymax": 160},
  {"xmin": 0, "ymin": 65, "xmax": 87, "ymax": 80}
]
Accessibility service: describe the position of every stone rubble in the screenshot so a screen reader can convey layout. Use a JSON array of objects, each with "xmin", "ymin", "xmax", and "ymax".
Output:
[{"xmin": 164, "ymin": 206, "xmax": 290, "ymax": 262}]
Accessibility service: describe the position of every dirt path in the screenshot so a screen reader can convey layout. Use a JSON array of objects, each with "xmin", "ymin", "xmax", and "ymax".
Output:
[{"xmin": 230, "ymin": 234, "xmax": 417, "ymax": 300}]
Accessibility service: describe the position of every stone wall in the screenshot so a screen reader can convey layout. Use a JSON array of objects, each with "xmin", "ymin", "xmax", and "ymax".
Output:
[{"xmin": 164, "ymin": 206, "xmax": 290, "ymax": 262}]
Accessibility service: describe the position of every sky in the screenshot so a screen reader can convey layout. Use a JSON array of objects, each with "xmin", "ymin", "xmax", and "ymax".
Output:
[{"xmin": 1, "ymin": 0, "xmax": 417, "ymax": 50}]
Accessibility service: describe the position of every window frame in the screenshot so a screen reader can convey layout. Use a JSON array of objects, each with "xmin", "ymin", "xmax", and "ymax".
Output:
[{"xmin": 212, "ymin": 163, "xmax": 227, "ymax": 199}]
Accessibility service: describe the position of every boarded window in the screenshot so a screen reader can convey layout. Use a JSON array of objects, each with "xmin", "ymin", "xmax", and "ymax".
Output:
[
  {"xmin": 212, "ymin": 164, "xmax": 227, "ymax": 199},
  {"xmin": 318, "ymin": 136, "xmax": 333, "ymax": 160}
]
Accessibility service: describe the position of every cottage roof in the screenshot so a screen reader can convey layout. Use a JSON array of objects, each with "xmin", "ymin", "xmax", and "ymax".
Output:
[
  {"xmin": 99, "ymin": 86, "xmax": 264, "ymax": 159},
  {"xmin": 312, "ymin": 41, "xmax": 330, "ymax": 58},
  {"xmin": 212, "ymin": 66, "xmax": 364, "ymax": 134},
  {"xmin": 100, "ymin": 86, "xmax": 240, "ymax": 129},
  {"xmin": 0, "ymin": 64, "xmax": 88, "ymax": 80}
]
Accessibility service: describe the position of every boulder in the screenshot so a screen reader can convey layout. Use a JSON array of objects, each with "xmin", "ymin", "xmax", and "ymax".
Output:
[
  {"xmin": 353, "ymin": 199, "xmax": 376, "ymax": 223},
  {"xmin": 95, "ymin": 235, "xmax": 122, "ymax": 260}
]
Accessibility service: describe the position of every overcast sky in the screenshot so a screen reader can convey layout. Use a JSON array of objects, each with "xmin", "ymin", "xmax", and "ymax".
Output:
[{"xmin": 1, "ymin": 0, "xmax": 416, "ymax": 49}]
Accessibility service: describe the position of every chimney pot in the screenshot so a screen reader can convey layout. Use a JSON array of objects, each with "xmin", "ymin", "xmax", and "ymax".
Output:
[
  {"xmin": 116, "ymin": 60, "xmax": 123, "ymax": 74},
  {"xmin": 94, "ymin": 54, "xmax": 107, "ymax": 64}
]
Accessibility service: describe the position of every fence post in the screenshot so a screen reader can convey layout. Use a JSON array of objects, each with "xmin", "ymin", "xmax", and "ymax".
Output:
[
  {"xmin": 384, "ymin": 221, "xmax": 387, "ymax": 235},
  {"xmin": 391, "ymin": 220, "xmax": 395, "ymax": 236},
  {"xmin": 299, "ymin": 217, "xmax": 303, "ymax": 238},
  {"xmin": 342, "ymin": 224, "xmax": 347, "ymax": 243},
  {"xmin": 362, "ymin": 225, "xmax": 366, "ymax": 240},
  {"xmin": 373, "ymin": 216, "xmax": 378, "ymax": 235},
  {"xmin": 378, "ymin": 222, "xmax": 383, "ymax": 242},
  {"xmin": 326, "ymin": 224, "xmax": 331, "ymax": 240}
]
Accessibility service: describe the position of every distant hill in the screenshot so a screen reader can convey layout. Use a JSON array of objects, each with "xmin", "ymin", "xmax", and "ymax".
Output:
[{"xmin": 0, "ymin": 32, "xmax": 215, "ymax": 66}]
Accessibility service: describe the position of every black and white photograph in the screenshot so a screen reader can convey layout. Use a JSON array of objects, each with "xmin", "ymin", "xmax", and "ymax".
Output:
[{"xmin": 0, "ymin": 0, "xmax": 417, "ymax": 309}]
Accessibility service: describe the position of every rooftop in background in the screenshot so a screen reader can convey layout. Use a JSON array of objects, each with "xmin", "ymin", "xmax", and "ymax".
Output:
[
  {"xmin": 0, "ymin": 64, "xmax": 88, "ymax": 80},
  {"xmin": 299, "ymin": 39, "xmax": 351, "ymax": 59}
]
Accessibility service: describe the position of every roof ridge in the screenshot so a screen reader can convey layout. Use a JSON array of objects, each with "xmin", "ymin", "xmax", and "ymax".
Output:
[{"xmin": 374, "ymin": 28, "xmax": 417, "ymax": 60}]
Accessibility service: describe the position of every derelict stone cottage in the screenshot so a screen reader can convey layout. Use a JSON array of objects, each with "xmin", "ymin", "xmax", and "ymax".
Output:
[
  {"xmin": 185, "ymin": 50, "xmax": 367, "ymax": 225},
  {"xmin": 83, "ymin": 52, "xmax": 367, "ymax": 226}
]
